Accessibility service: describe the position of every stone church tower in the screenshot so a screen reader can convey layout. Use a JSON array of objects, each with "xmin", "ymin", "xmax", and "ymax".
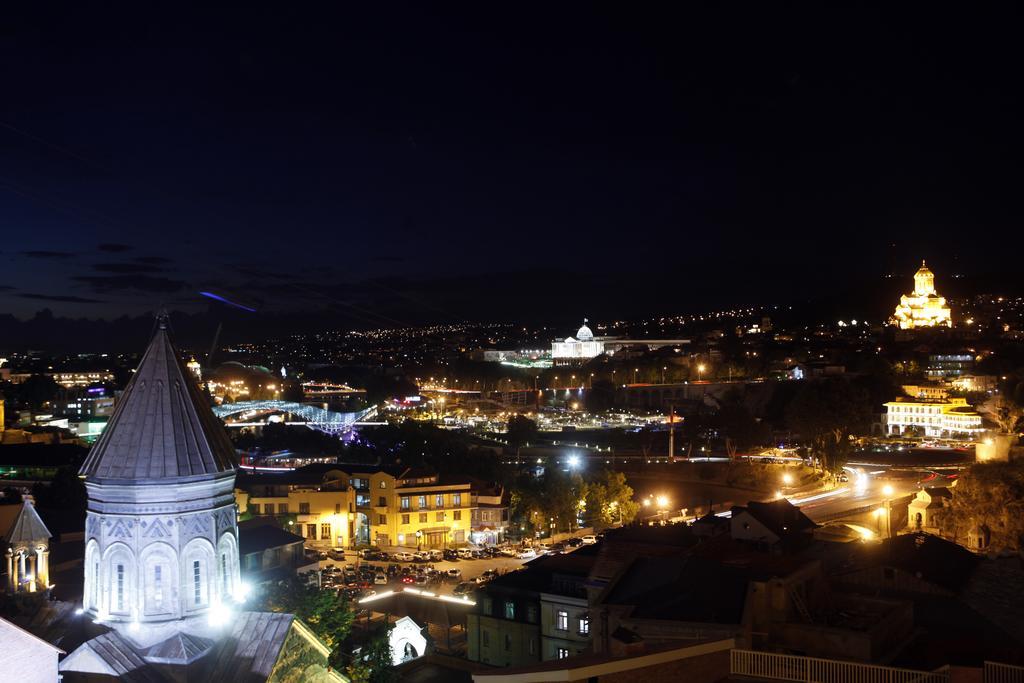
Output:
[{"xmin": 79, "ymin": 316, "xmax": 240, "ymax": 643}]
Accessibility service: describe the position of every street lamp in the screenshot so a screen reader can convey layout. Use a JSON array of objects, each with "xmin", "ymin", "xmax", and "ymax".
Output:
[
  {"xmin": 881, "ymin": 485, "xmax": 894, "ymax": 538},
  {"xmin": 782, "ymin": 473, "xmax": 794, "ymax": 486},
  {"xmin": 697, "ymin": 364, "xmax": 706, "ymax": 382}
]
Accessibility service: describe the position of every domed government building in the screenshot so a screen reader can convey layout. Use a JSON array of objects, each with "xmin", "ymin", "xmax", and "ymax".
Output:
[
  {"xmin": 890, "ymin": 261, "xmax": 953, "ymax": 330},
  {"xmin": 58, "ymin": 316, "xmax": 345, "ymax": 682}
]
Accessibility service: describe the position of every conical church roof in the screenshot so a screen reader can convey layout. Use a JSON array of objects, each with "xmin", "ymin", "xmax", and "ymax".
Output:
[{"xmin": 79, "ymin": 319, "xmax": 237, "ymax": 483}]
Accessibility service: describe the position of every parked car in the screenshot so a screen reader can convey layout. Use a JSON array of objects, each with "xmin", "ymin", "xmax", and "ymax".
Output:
[
  {"xmin": 329, "ymin": 548, "xmax": 347, "ymax": 561},
  {"xmin": 565, "ymin": 537, "xmax": 583, "ymax": 547},
  {"xmin": 427, "ymin": 549, "xmax": 445, "ymax": 561},
  {"xmin": 498, "ymin": 546, "xmax": 518, "ymax": 557},
  {"xmin": 392, "ymin": 551, "xmax": 415, "ymax": 562},
  {"xmin": 477, "ymin": 569, "xmax": 499, "ymax": 584},
  {"xmin": 443, "ymin": 549, "xmax": 459, "ymax": 561},
  {"xmin": 516, "ymin": 548, "xmax": 537, "ymax": 559},
  {"xmin": 446, "ymin": 568, "xmax": 463, "ymax": 581},
  {"xmin": 580, "ymin": 534, "xmax": 597, "ymax": 545},
  {"xmin": 374, "ymin": 572, "xmax": 388, "ymax": 585},
  {"xmin": 414, "ymin": 574, "xmax": 429, "ymax": 586},
  {"xmin": 317, "ymin": 550, "xmax": 329, "ymax": 560},
  {"xmin": 456, "ymin": 548, "xmax": 475, "ymax": 559},
  {"xmin": 386, "ymin": 563, "xmax": 400, "ymax": 577},
  {"xmin": 535, "ymin": 544, "xmax": 551, "ymax": 554},
  {"xmin": 550, "ymin": 542, "xmax": 568, "ymax": 553},
  {"xmin": 452, "ymin": 582, "xmax": 476, "ymax": 597},
  {"xmin": 401, "ymin": 574, "xmax": 416, "ymax": 584},
  {"xmin": 413, "ymin": 551, "xmax": 432, "ymax": 561}
]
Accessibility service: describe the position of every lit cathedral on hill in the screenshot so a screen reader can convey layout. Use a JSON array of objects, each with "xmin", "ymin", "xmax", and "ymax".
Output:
[
  {"xmin": 59, "ymin": 316, "xmax": 344, "ymax": 682},
  {"xmin": 890, "ymin": 260, "xmax": 953, "ymax": 330}
]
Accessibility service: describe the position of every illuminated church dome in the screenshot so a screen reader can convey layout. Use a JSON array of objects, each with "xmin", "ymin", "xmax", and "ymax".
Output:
[
  {"xmin": 890, "ymin": 260, "xmax": 952, "ymax": 330},
  {"xmin": 576, "ymin": 319, "xmax": 594, "ymax": 341}
]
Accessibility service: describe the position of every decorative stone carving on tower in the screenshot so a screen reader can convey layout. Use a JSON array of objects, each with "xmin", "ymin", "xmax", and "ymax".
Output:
[{"xmin": 78, "ymin": 314, "xmax": 240, "ymax": 644}]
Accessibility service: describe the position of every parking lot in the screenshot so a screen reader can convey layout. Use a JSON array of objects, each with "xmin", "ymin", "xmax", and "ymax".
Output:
[{"xmin": 317, "ymin": 550, "xmax": 531, "ymax": 597}]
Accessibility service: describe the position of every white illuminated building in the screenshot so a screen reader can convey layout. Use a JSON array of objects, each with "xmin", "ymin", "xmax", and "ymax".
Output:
[
  {"xmin": 60, "ymin": 317, "xmax": 345, "ymax": 682},
  {"xmin": 551, "ymin": 319, "xmax": 605, "ymax": 362}
]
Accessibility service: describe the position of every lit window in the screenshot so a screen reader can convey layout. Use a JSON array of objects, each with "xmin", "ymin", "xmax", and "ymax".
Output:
[
  {"xmin": 193, "ymin": 560, "xmax": 202, "ymax": 605},
  {"xmin": 557, "ymin": 648, "xmax": 569, "ymax": 659},
  {"xmin": 453, "ymin": 493, "xmax": 461, "ymax": 506},
  {"xmin": 401, "ymin": 497, "xmax": 410, "ymax": 510},
  {"xmin": 435, "ymin": 494, "xmax": 444, "ymax": 508},
  {"xmin": 504, "ymin": 601, "xmax": 515, "ymax": 620},
  {"xmin": 321, "ymin": 523, "xmax": 331, "ymax": 540},
  {"xmin": 578, "ymin": 616, "xmax": 590, "ymax": 635},
  {"xmin": 116, "ymin": 564, "xmax": 125, "ymax": 611},
  {"xmin": 418, "ymin": 496, "xmax": 427, "ymax": 509},
  {"xmin": 556, "ymin": 610, "xmax": 568, "ymax": 631},
  {"xmin": 154, "ymin": 565, "xmax": 163, "ymax": 605}
]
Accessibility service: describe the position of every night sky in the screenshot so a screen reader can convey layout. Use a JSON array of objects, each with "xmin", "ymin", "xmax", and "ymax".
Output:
[{"xmin": 1, "ymin": 4, "xmax": 1022, "ymax": 328}]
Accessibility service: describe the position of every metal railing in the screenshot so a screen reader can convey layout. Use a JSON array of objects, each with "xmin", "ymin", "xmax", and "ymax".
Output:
[
  {"xmin": 985, "ymin": 662, "xmax": 1024, "ymax": 683},
  {"xmin": 730, "ymin": 650, "xmax": 949, "ymax": 683}
]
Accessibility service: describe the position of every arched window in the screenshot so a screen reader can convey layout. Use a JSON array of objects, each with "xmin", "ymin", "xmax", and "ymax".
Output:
[
  {"xmin": 216, "ymin": 532, "xmax": 239, "ymax": 601},
  {"xmin": 103, "ymin": 543, "xmax": 135, "ymax": 617},
  {"xmin": 140, "ymin": 542, "xmax": 177, "ymax": 617},
  {"xmin": 181, "ymin": 537, "xmax": 215, "ymax": 612}
]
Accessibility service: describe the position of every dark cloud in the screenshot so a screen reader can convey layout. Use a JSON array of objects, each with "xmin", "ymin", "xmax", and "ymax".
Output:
[
  {"xmin": 231, "ymin": 265, "xmax": 292, "ymax": 280},
  {"xmin": 73, "ymin": 274, "xmax": 187, "ymax": 293},
  {"xmin": 22, "ymin": 250, "xmax": 75, "ymax": 260},
  {"xmin": 19, "ymin": 293, "xmax": 106, "ymax": 303},
  {"xmin": 134, "ymin": 256, "xmax": 172, "ymax": 265},
  {"xmin": 0, "ymin": 285, "xmax": 15, "ymax": 291},
  {"xmin": 97, "ymin": 243, "xmax": 132, "ymax": 252},
  {"xmin": 93, "ymin": 262, "xmax": 163, "ymax": 274}
]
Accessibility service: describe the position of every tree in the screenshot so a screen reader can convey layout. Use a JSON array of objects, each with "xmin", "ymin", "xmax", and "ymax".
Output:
[
  {"xmin": 16, "ymin": 374, "xmax": 59, "ymax": 410},
  {"xmin": 583, "ymin": 470, "xmax": 639, "ymax": 529},
  {"xmin": 255, "ymin": 575, "xmax": 354, "ymax": 669},
  {"xmin": 348, "ymin": 623, "xmax": 396, "ymax": 683},
  {"xmin": 714, "ymin": 390, "xmax": 769, "ymax": 459},
  {"xmin": 506, "ymin": 415, "xmax": 538, "ymax": 449},
  {"xmin": 785, "ymin": 378, "xmax": 871, "ymax": 475},
  {"xmin": 980, "ymin": 395, "xmax": 1024, "ymax": 435}
]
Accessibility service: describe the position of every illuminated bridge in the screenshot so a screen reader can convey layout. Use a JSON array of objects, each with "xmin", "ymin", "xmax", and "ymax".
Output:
[{"xmin": 212, "ymin": 401, "xmax": 378, "ymax": 435}]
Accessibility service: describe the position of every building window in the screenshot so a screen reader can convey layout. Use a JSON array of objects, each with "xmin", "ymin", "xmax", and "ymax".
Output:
[
  {"xmin": 401, "ymin": 497, "xmax": 410, "ymax": 510},
  {"xmin": 482, "ymin": 630, "xmax": 490, "ymax": 647},
  {"xmin": 152, "ymin": 565, "xmax": 162, "ymax": 605},
  {"xmin": 299, "ymin": 503, "xmax": 310, "ymax": 514},
  {"xmin": 526, "ymin": 604, "xmax": 537, "ymax": 623},
  {"xmin": 528, "ymin": 638, "xmax": 536, "ymax": 655},
  {"xmin": 418, "ymin": 496, "xmax": 427, "ymax": 509},
  {"xmin": 278, "ymin": 503, "xmax": 288, "ymax": 514},
  {"xmin": 578, "ymin": 616, "xmax": 590, "ymax": 635},
  {"xmin": 193, "ymin": 560, "xmax": 202, "ymax": 605},
  {"xmin": 335, "ymin": 503, "xmax": 341, "ymax": 514},
  {"xmin": 436, "ymin": 511, "xmax": 445, "ymax": 522},
  {"xmin": 483, "ymin": 597, "xmax": 493, "ymax": 614},
  {"xmin": 435, "ymin": 494, "xmax": 444, "ymax": 508},
  {"xmin": 321, "ymin": 523, "xmax": 331, "ymax": 541},
  {"xmin": 504, "ymin": 601, "xmax": 515, "ymax": 620},
  {"xmin": 378, "ymin": 514, "xmax": 387, "ymax": 525},
  {"xmin": 379, "ymin": 480, "xmax": 387, "ymax": 489},
  {"xmin": 504, "ymin": 634, "xmax": 512, "ymax": 651},
  {"xmin": 453, "ymin": 510, "xmax": 462, "ymax": 521},
  {"xmin": 557, "ymin": 648, "xmax": 569, "ymax": 660},
  {"xmin": 378, "ymin": 496, "xmax": 387, "ymax": 507},
  {"xmin": 264, "ymin": 503, "xmax": 275, "ymax": 515},
  {"xmin": 221, "ymin": 553, "xmax": 229, "ymax": 594},
  {"xmin": 419, "ymin": 513, "xmax": 428, "ymax": 523},
  {"xmin": 556, "ymin": 610, "xmax": 568, "ymax": 631},
  {"xmin": 307, "ymin": 523, "xmax": 317, "ymax": 539},
  {"xmin": 93, "ymin": 562, "xmax": 99, "ymax": 609},
  {"xmin": 116, "ymin": 564, "xmax": 125, "ymax": 611},
  {"xmin": 453, "ymin": 493, "xmax": 461, "ymax": 506}
]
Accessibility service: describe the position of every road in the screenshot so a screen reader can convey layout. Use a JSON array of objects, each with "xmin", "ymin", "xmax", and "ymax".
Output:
[{"xmin": 317, "ymin": 553, "xmax": 532, "ymax": 596}]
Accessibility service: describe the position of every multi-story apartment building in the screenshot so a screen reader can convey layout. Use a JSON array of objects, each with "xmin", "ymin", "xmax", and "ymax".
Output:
[
  {"xmin": 468, "ymin": 548, "xmax": 598, "ymax": 667},
  {"xmin": 883, "ymin": 396, "xmax": 984, "ymax": 438},
  {"xmin": 235, "ymin": 464, "xmax": 474, "ymax": 550},
  {"xmin": 470, "ymin": 484, "xmax": 510, "ymax": 546}
]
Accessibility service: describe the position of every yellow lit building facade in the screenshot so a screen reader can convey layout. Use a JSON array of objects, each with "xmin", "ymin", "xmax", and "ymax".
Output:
[
  {"xmin": 890, "ymin": 261, "xmax": 952, "ymax": 329},
  {"xmin": 235, "ymin": 466, "xmax": 474, "ymax": 550},
  {"xmin": 884, "ymin": 396, "xmax": 983, "ymax": 438}
]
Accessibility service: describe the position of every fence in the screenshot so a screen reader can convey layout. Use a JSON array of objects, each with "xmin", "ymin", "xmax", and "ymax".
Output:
[
  {"xmin": 730, "ymin": 650, "xmax": 949, "ymax": 683},
  {"xmin": 984, "ymin": 662, "xmax": 1024, "ymax": 683}
]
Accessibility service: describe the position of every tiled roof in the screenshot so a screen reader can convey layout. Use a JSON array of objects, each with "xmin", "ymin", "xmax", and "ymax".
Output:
[
  {"xmin": 205, "ymin": 611, "xmax": 295, "ymax": 681},
  {"xmin": 79, "ymin": 322, "xmax": 237, "ymax": 484},
  {"xmin": 0, "ymin": 500, "xmax": 52, "ymax": 544}
]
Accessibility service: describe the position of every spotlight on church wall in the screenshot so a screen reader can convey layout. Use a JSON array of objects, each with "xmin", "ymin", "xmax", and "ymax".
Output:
[
  {"xmin": 208, "ymin": 600, "xmax": 233, "ymax": 627},
  {"xmin": 235, "ymin": 581, "xmax": 252, "ymax": 603}
]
